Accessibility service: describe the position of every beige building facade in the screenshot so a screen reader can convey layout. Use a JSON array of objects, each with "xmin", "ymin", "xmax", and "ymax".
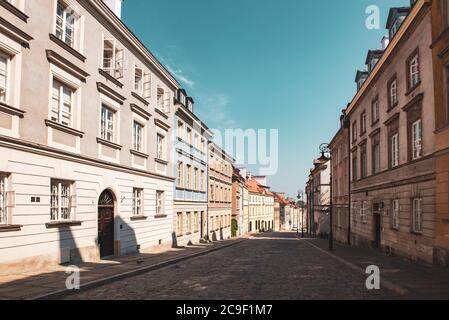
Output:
[{"xmin": 0, "ymin": 0, "xmax": 180, "ymax": 272}]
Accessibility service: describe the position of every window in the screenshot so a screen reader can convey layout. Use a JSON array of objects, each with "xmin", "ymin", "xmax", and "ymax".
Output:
[
  {"xmin": 50, "ymin": 180, "xmax": 74, "ymax": 221},
  {"xmin": 194, "ymin": 134, "xmax": 199, "ymax": 149},
  {"xmin": 391, "ymin": 133, "xmax": 399, "ymax": 167},
  {"xmin": 201, "ymin": 139, "xmax": 206, "ymax": 153},
  {"xmin": 412, "ymin": 119, "xmax": 422, "ymax": 160},
  {"xmin": 352, "ymin": 122, "xmax": 357, "ymax": 142},
  {"xmin": 360, "ymin": 112, "xmax": 367, "ymax": 134},
  {"xmin": 101, "ymin": 104, "xmax": 115, "ymax": 142},
  {"xmin": 55, "ymin": 1, "xmax": 76, "ymax": 47},
  {"xmin": 412, "ymin": 198, "xmax": 422, "ymax": 233},
  {"xmin": 156, "ymin": 134, "xmax": 165, "ymax": 160},
  {"xmin": 102, "ymin": 38, "xmax": 124, "ymax": 79},
  {"xmin": 0, "ymin": 53, "xmax": 9, "ymax": 103},
  {"xmin": 52, "ymin": 79, "xmax": 73, "ymax": 127},
  {"xmin": 177, "ymin": 121, "xmax": 184, "ymax": 140},
  {"xmin": 392, "ymin": 200, "xmax": 400, "ymax": 229},
  {"xmin": 186, "ymin": 165, "xmax": 192, "ymax": 189},
  {"xmin": 177, "ymin": 162, "xmax": 184, "ymax": 188},
  {"xmin": 0, "ymin": 174, "xmax": 13, "ymax": 225},
  {"xmin": 352, "ymin": 151, "xmax": 358, "ymax": 181},
  {"xmin": 193, "ymin": 168, "xmax": 198, "ymax": 190},
  {"xmin": 133, "ymin": 121, "xmax": 143, "ymax": 152},
  {"xmin": 157, "ymin": 87, "xmax": 170, "ymax": 112},
  {"xmin": 408, "ymin": 53, "xmax": 420, "ymax": 90},
  {"xmin": 200, "ymin": 170, "xmax": 205, "ymax": 192},
  {"xmin": 156, "ymin": 191, "xmax": 164, "ymax": 216},
  {"xmin": 372, "ymin": 138, "xmax": 380, "ymax": 174},
  {"xmin": 361, "ymin": 201, "xmax": 368, "ymax": 223},
  {"xmin": 134, "ymin": 67, "xmax": 144, "ymax": 96},
  {"xmin": 360, "ymin": 144, "xmax": 367, "ymax": 179},
  {"xmin": 186, "ymin": 212, "xmax": 191, "ymax": 234},
  {"xmin": 389, "ymin": 78, "xmax": 398, "ymax": 108},
  {"xmin": 177, "ymin": 212, "xmax": 183, "ymax": 236},
  {"xmin": 210, "ymin": 184, "xmax": 214, "ymax": 200},
  {"xmin": 186, "ymin": 127, "xmax": 192, "ymax": 145},
  {"xmin": 132, "ymin": 188, "xmax": 143, "ymax": 217},
  {"xmin": 372, "ymin": 98, "xmax": 379, "ymax": 124},
  {"xmin": 194, "ymin": 212, "xmax": 199, "ymax": 233}
]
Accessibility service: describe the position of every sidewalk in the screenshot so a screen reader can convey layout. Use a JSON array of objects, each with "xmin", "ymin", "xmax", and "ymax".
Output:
[
  {"xmin": 0, "ymin": 238, "xmax": 247, "ymax": 300},
  {"xmin": 306, "ymin": 238, "xmax": 449, "ymax": 299}
]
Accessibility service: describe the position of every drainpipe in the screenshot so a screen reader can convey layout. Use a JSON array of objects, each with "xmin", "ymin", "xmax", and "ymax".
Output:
[{"xmin": 344, "ymin": 114, "xmax": 352, "ymax": 245}]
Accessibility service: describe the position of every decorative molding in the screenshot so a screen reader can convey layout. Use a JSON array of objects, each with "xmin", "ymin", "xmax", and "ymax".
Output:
[
  {"xmin": 98, "ymin": 69, "xmax": 124, "ymax": 88},
  {"xmin": 96, "ymin": 82, "xmax": 126, "ymax": 105},
  {"xmin": 0, "ymin": 16, "xmax": 33, "ymax": 47},
  {"xmin": 154, "ymin": 108, "xmax": 169, "ymax": 119},
  {"xmin": 155, "ymin": 158, "xmax": 168, "ymax": 165},
  {"xmin": 0, "ymin": 224, "xmax": 22, "ymax": 232},
  {"xmin": 130, "ymin": 216, "xmax": 148, "ymax": 221},
  {"xmin": 0, "ymin": 102, "xmax": 25, "ymax": 118},
  {"xmin": 46, "ymin": 50, "xmax": 89, "ymax": 82},
  {"xmin": 154, "ymin": 214, "xmax": 168, "ymax": 219},
  {"xmin": 49, "ymin": 34, "xmax": 86, "ymax": 62},
  {"xmin": 130, "ymin": 149, "xmax": 149, "ymax": 159},
  {"xmin": 45, "ymin": 119, "xmax": 84, "ymax": 137},
  {"xmin": 384, "ymin": 112, "xmax": 400, "ymax": 126},
  {"xmin": 402, "ymin": 93, "xmax": 424, "ymax": 112},
  {"xmin": 131, "ymin": 92, "xmax": 149, "ymax": 106},
  {"xmin": 154, "ymin": 118, "xmax": 170, "ymax": 131},
  {"xmin": 368, "ymin": 128, "xmax": 381, "ymax": 138},
  {"xmin": 130, "ymin": 103, "xmax": 151, "ymax": 120},
  {"xmin": 0, "ymin": 0, "xmax": 28, "ymax": 22},
  {"xmin": 96, "ymin": 137, "xmax": 122, "ymax": 150}
]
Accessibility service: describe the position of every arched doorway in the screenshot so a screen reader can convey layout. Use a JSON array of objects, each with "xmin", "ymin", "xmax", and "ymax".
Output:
[{"xmin": 98, "ymin": 189, "xmax": 115, "ymax": 258}]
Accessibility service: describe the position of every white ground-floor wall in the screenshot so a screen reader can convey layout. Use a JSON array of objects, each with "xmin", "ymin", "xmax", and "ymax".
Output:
[
  {"xmin": 248, "ymin": 216, "xmax": 275, "ymax": 233},
  {"xmin": 208, "ymin": 207, "xmax": 232, "ymax": 241},
  {"xmin": 0, "ymin": 144, "xmax": 174, "ymax": 274},
  {"xmin": 173, "ymin": 201, "xmax": 207, "ymax": 246}
]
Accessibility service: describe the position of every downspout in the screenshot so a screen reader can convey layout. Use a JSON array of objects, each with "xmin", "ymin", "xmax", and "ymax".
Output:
[{"xmin": 345, "ymin": 115, "xmax": 352, "ymax": 245}]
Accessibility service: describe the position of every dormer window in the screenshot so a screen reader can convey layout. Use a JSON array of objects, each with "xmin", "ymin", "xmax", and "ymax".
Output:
[
  {"xmin": 387, "ymin": 8, "xmax": 409, "ymax": 39},
  {"xmin": 355, "ymin": 70, "xmax": 368, "ymax": 91}
]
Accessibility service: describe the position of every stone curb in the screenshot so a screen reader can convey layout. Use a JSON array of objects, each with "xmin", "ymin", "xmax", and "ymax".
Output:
[
  {"xmin": 31, "ymin": 238, "xmax": 248, "ymax": 300},
  {"xmin": 303, "ymin": 239, "xmax": 410, "ymax": 297}
]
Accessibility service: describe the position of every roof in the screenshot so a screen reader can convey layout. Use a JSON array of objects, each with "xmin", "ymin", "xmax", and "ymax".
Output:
[
  {"xmin": 386, "ymin": 7, "xmax": 411, "ymax": 29},
  {"xmin": 365, "ymin": 49, "xmax": 384, "ymax": 65},
  {"xmin": 355, "ymin": 70, "xmax": 368, "ymax": 82},
  {"xmin": 273, "ymin": 192, "xmax": 289, "ymax": 205},
  {"xmin": 245, "ymin": 178, "xmax": 273, "ymax": 196}
]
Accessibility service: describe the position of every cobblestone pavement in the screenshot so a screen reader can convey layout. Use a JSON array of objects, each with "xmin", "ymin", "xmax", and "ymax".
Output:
[{"xmin": 65, "ymin": 232, "xmax": 398, "ymax": 300}]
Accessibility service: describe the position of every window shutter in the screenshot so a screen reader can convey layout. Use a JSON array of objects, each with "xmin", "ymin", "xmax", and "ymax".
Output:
[
  {"xmin": 164, "ymin": 91, "xmax": 170, "ymax": 112},
  {"xmin": 70, "ymin": 194, "xmax": 77, "ymax": 208},
  {"xmin": 6, "ymin": 191, "xmax": 15, "ymax": 208},
  {"xmin": 143, "ymin": 72, "xmax": 151, "ymax": 99},
  {"xmin": 115, "ymin": 48, "xmax": 125, "ymax": 79}
]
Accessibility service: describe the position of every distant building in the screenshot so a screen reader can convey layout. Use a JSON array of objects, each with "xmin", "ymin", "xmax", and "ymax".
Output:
[{"xmin": 246, "ymin": 176, "xmax": 274, "ymax": 233}]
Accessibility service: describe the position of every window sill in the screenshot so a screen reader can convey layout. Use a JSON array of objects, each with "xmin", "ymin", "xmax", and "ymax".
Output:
[
  {"xmin": 155, "ymin": 214, "xmax": 167, "ymax": 219},
  {"xmin": 97, "ymin": 137, "xmax": 122, "ymax": 150},
  {"xmin": 0, "ymin": 224, "xmax": 22, "ymax": 232},
  {"xmin": 371, "ymin": 119, "xmax": 380, "ymax": 127},
  {"xmin": 98, "ymin": 69, "xmax": 123, "ymax": 88},
  {"xmin": 411, "ymin": 231, "xmax": 423, "ymax": 236},
  {"xmin": 387, "ymin": 102, "xmax": 399, "ymax": 113},
  {"xmin": 130, "ymin": 215, "xmax": 147, "ymax": 221},
  {"xmin": 45, "ymin": 119, "xmax": 84, "ymax": 137},
  {"xmin": 45, "ymin": 221, "xmax": 82, "ymax": 228},
  {"xmin": 130, "ymin": 149, "xmax": 149, "ymax": 159},
  {"xmin": 131, "ymin": 92, "xmax": 149, "ymax": 106},
  {"xmin": 0, "ymin": 101, "xmax": 25, "ymax": 118},
  {"xmin": 49, "ymin": 34, "xmax": 86, "ymax": 62},
  {"xmin": 0, "ymin": 1, "xmax": 28, "ymax": 22},
  {"xmin": 186, "ymin": 232, "xmax": 192, "ymax": 236},
  {"xmin": 155, "ymin": 158, "xmax": 169, "ymax": 165}
]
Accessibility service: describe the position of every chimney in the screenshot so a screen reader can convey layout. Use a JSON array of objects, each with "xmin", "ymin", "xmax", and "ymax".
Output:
[
  {"xmin": 104, "ymin": 0, "xmax": 123, "ymax": 19},
  {"xmin": 381, "ymin": 35, "xmax": 390, "ymax": 50}
]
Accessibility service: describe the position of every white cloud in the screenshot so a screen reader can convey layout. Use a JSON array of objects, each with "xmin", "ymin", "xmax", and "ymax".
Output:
[
  {"xmin": 165, "ymin": 65, "xmax": 195, "ymax": 88},
  {"xmin": 200, "ymin": 94, "xmax": 236, "ymax": 130}
]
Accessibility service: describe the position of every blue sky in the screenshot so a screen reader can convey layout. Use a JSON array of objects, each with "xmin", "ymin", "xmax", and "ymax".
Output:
[{"xmin": 122, "ymin": 0, "xmax": 410, "ymax": 198}]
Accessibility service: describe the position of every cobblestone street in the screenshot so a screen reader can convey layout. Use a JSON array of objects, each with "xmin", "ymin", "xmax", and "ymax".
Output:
[{"xmin": 65, "ymin": 233, "xmax": 399, "ymax": 300}]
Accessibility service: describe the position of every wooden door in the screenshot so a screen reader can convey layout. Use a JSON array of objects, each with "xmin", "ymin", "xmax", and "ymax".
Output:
[{"xmin": 98, "ymin": 190, "xmax": 115, "ymax": 258}]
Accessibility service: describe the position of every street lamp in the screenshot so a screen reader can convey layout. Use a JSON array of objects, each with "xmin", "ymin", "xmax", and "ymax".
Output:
[
  {"xmin": 297, "ymin": 190, "xmax": 304, "ymax": 238},
  {"xmin": 318, "ymin": 143, "xmax": 333, "ymax": 251}
]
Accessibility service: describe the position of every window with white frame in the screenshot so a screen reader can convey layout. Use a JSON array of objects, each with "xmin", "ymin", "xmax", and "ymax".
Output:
[
  {"xmin": 132, "ymin": 188, "xmax": 143, "ymax": 217},
  {"xmin": 389, "ymin": 79, "xmax": 398, "ymax": 107},
  {"xmin": 372, "ymin": 98, "xmax": 379, "ymax": 123},
  {"xmin": 201, "ymin": 139, "xmax": 205, "ymax": 153},
  {"xmin": 156, "ymin": 190, "xmax": 164, "ymax": 216},
  {"xmin": 200, "ymin": 170, "xmax": 205, "ymax": 192},
  {"xmin": 412, "ymin": 119, "xmax": 422, "ymax": 160},
  {"xmin": 0, "ymin": 53, "xmax": 9, "ymax": 103},
  {"xmin": 55, "ymin": 1, "xmax": 77, "ymax": 48},
  {"xmin": 193, "ymin": 168, "xmax": 198, "ymax": 190},
  {"xmin": 177, "ymin": 121, "xmax": 184, "ymax": 140},
  {"xmin": 156, "ymin": 133, "xmax": 165, "ymax": 160},
  {"xmin": 391, "ymin": 133, "xmax": 399, "ymax": 167},
  {"xmin": 51, "ymin": 79, "xmax": 74, "ymax": 127},
  {"xmin": 392, "ymin": 200, "xmax": 400, "ymax": 229},
  {"xmin": 210, "ymin": 184, "xmax": 214, "ymax": 200},
  {"xmin": 50, "ymin": 180, "xmax": 74, "ymax": 221},
  {"xmin": 101, "ymin": 104, "xmax": 115, "ymax": 142},
  {"xmin": 0, "ymin": 174, "xmax": 14, "ymax": 225},
  {"xmin": 102, "ymin": 38, "xmax": 124, "ymax": 79},
  {"xmin": 412, "ymin": 198, "xmax": 422, "ymax": 233},
  {"xmin": 186, "ymin": 127, "xmax": 192, "ymax": 145},
  {"xmin": 186, "ymin": 212, "xmax": 191, "ymax": 234},
  {"xmin": 134, "ymin": 66, "xmax": 144, "ymax": 96},
  {"xmin": 194, "ymin": 212, "xmax": 199, "ymax": 233},
  {"xmin": 409, "ymin": 53, "xmax": 420, "ymax": 89},
  {"xmin": 186, "ymin": 165, "xmax": 192, "ymax": 189},
  {"xmin": 157, "ymin": 87, "xmax": 170, "ymax": 112},
  {"xmin": 177, "ymin": 161, "xmax": 184, "ymax": 188},
  {"xmin": 132, "ymin": 121, "xmax": 143, "ymax": 152},
  {"xmin": 361, "ymin": 201, "xmax": 368, "ymax": 223}
]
